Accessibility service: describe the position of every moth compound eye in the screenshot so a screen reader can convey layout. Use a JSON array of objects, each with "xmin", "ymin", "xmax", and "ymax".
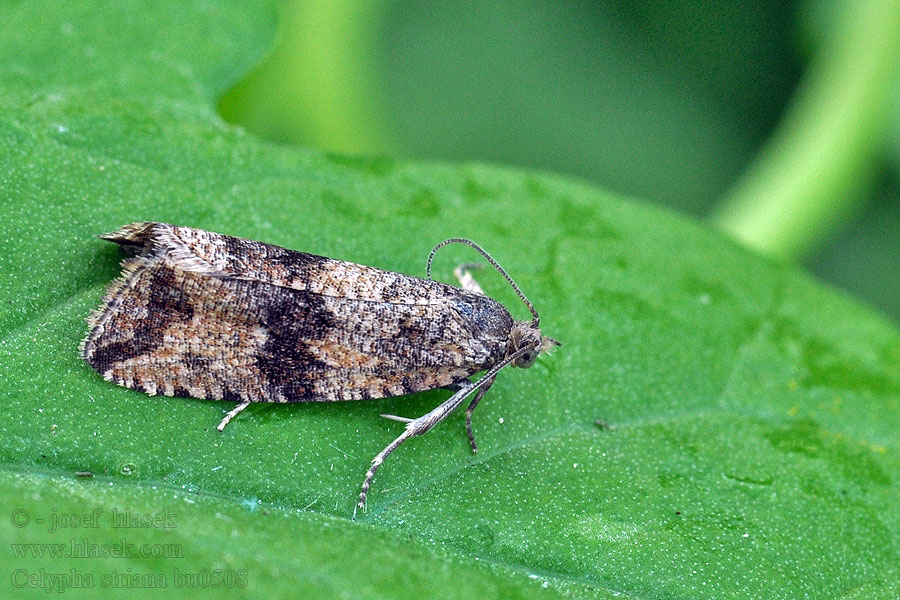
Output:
[{"xmin": 516, "ymin": 350, "xmax": 537, "ymax": 368}]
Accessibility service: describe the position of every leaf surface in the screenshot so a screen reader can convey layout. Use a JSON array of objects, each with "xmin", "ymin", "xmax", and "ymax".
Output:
[{"xmin": 1, "ymin": 2, "xmax": 898, "ymax": 598}]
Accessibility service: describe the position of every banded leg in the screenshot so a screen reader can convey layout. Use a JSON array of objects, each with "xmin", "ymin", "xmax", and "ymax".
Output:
[
  {"xmin": 465, "ymin": 376, "xmax": 495, "ymax": 454},
  {"xmin": 380, "ymin": 380, "xmax": 471, "ymax": 423},
  {"xmin": 355, "ymin": 381, "xmax": 477, "ymax": 517},
  {"xmin": 217, "ymin": 400, "xmax": 251, "ymax": 431}
]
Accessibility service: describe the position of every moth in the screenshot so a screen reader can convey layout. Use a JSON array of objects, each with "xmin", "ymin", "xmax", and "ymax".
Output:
[{"xmin": 81, "ymin": 222, "xmax": 560, "ymax": 513}]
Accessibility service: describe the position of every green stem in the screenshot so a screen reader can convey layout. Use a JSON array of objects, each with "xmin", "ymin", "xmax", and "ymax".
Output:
[
  {"xmin": 286, "ymin": 0, "xmax": 395, "ymax": 153},
  {"xmin": 710, "ymin": 0, "xmax": 900, "ymax": 261},
  {"xmin": 220, "ymin": 0, "xmax": 395, "ymax": 154}
]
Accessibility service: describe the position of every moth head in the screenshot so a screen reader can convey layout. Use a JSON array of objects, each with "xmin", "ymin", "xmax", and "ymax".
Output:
[
  {"xmin": 509, "ymin": 321, "xmax": 562, "ymax": 368},
  {"xmin": 426, "ymin": 237, "xmax": 561, "ymax": 369}
]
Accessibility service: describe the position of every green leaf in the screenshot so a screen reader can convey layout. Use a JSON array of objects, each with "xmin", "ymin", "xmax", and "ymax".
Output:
[{"xmin": 2, "ymin": 1, "xmax": 899, "ymax": 598}]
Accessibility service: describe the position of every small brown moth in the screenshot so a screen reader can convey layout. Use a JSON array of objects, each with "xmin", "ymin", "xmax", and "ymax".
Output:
[{"xmin": 81, "ymin": 222, "xmax": 559, "ymax": 514}]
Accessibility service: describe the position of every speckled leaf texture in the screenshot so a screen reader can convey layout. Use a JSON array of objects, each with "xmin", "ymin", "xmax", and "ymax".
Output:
[{"xmin": 1, "ymin": 2, "xmax": 899, "ymax": 599}]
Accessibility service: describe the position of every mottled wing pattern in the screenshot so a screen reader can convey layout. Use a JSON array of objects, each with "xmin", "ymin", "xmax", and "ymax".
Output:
[{"xmin": 81, "ymin": 222, "xmax": 514, "ymax": 403}]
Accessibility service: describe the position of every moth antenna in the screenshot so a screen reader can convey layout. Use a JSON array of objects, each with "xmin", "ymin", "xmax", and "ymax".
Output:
[{"xmin": 426, "ymin": 238, "xmax": 540, "ymax": 325}]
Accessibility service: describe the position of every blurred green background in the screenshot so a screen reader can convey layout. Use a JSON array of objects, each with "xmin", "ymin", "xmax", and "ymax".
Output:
[{"xmin": 219, "ymin": 0, "xmax": 900, "ymax": 322}]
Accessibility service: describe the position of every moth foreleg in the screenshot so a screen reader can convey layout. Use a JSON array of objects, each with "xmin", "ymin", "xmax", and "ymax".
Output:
[
  {"xmin": 380, "ymin": 379, "xmax": 471, "ymax": 425},
  {"xmin": 442, "ymin": 380, "xmax": 470, "ymax": 393},
  {"xmin": 465, "ymin": 376, "xmax": 496, "ymax": 454},
  {"xmin": 379, "ymin": 413, "xmax": 413, "ymax": 423},
  {"xmin": 217, "ymin": 400, "xmax": 251, "ymax": 431},
  {"xmin": 355, "ymin": 382, "xmax": 476, "ymax": 516},
  {"xmin": 355, "ymin": 427, "xmax": 416, "ymax": 518},
  {"xmin": 453, "ymin": 263, "xmax": 484, "ymax": 294}
]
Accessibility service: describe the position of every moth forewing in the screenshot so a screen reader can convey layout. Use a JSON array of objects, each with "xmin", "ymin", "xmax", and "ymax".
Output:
[{"xmin": 81, "ymin": 223, "xmax": 558, "ymax": 514}]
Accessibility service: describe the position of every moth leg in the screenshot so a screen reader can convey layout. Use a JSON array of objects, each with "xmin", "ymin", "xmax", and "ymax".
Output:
[
  {"xmin": 355, "ymin": 428, "xmax": 416, "ymax": 518},
  {"xmin": 355, "ymin": 382, "xmax": 476, "ymax": 516},
  {"xmin": 465, "ymin": 376, "xmax": 496, "ymax": 454},
  {"xmin": 217, "ymin": 400, "xmax": 251, "ymax": 431},
  {"xmin": 453, "ymin": 263, "xmax": 484, "ymax": 294},
  {"xmin": 380, "ymin": 413, "xmax": 413, "ymax": 423},
  {"xmin": 380, "ymin": 379, "xmax": 471, "ymax": 424}
]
